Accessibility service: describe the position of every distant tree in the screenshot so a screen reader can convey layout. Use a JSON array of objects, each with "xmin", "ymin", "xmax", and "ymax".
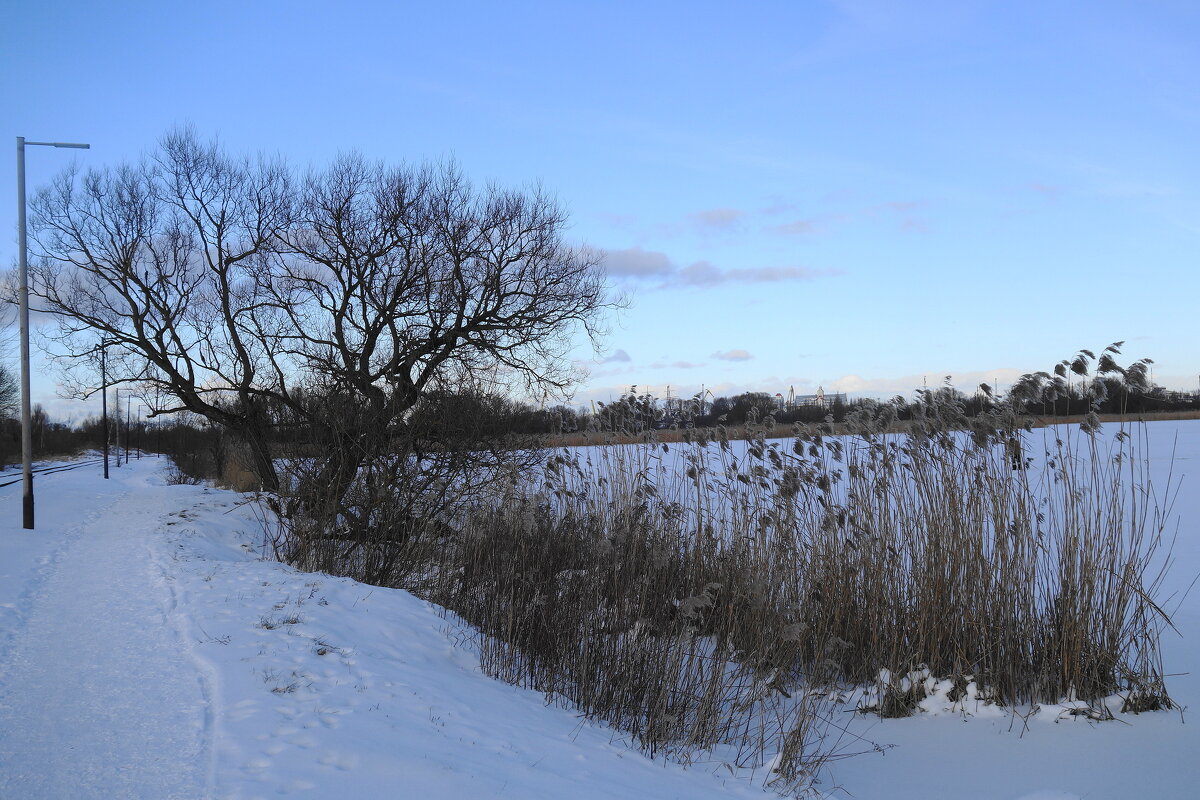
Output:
[
  {"xmin": 595, "ymin": 389, "xmax": 658, "ymax": 433},
  {"xmin": 707, "ymin": 395, "xmax": 734, "ymax": 422},
  {"xmin": 30, "ymin": 404, "xmax": 49, "ymax": 452},
  {"xmin": 727, "ymin": 392, "xmax": 777, "ymax": 426}
]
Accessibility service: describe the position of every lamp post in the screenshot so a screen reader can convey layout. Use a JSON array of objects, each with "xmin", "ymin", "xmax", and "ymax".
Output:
[
  {"xmin": 114, "ymin": 388, "xmax": 122, "ymax": 468},
  {"xmin": 100, "ymin": 342, "xmax": 109, "ymax": 479},
  {"xmin": 17, "ymin": 136, "xmax": 89, "ymax": 529}
]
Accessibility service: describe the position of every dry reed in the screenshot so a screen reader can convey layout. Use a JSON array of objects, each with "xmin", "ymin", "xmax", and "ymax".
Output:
[{"xmin": 263, "ymin": 369, "xmax": 1179, "ymax": 795}]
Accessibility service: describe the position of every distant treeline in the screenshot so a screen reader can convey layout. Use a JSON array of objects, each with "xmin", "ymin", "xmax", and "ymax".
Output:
[
  {"xmin": 4, "ymin": 372, "xmax": 1197, "ymax": 473},
  {"xmin": 0, "ymin": 404, "xmax": 179, "ymax": 470},
  {"xmin": 571, "ymin": 374, "xmax": 1200, "ymax": 435}
]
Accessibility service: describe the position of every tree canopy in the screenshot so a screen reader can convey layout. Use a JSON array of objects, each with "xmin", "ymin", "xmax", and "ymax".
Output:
[{"xmin": 28, "ymin": 129, "xmax": 614, "ymax": 509}]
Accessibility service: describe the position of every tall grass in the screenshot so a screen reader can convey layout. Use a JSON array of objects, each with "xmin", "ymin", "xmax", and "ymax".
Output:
[{"xmin": 265, "ymin": 382, "xmax": 1179, "ymax": 795}]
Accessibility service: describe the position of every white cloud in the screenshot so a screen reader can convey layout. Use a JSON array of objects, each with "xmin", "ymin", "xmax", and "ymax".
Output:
[{"xmin": 711, "ymin": 349, "xmax": 753, "ymax": 362}]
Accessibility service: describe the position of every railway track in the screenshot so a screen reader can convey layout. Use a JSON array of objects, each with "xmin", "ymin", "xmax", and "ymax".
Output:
[{"xmin": 0, "ymin": 458, "xmax": 109, "ymax": 489}]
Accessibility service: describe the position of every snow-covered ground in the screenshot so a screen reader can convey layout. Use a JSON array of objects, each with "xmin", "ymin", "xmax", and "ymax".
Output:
[
  {"xmin": 1, "ymin": 421, "xmax": 1198, "ymax": 799},
  {"xmin": 0, "ymin": 457, "xmax": 769, "ymax": 799}
]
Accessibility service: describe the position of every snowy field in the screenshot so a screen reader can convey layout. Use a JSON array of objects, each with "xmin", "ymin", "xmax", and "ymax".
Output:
[{"xmin": 1, "ymin": 420, "xmax": 1198, "ymax": 799}]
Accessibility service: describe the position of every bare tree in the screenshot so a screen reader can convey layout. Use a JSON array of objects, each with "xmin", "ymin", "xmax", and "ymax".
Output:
[
  {"xmin": 27, "ymin": 129, "xmax": 613, "ymax": 528},
  {"xmin": 261, "ymin": 154, "xmax": 609, "ymax": 516},
  {"xmin": 29, "ymin": 129, "xmax": 293, "ymax": 486},
  {"xmin": 1, "ymin": 289, "xmax": 21, "ymax": 469}
]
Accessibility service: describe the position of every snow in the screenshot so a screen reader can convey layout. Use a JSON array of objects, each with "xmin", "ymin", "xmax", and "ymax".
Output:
[
  {"xmin": 0, "ymin": 458, "xmax": 768, "ymax": 799},
  {"xmin": 1, "ymin": 420, "xmax": 1199, "ymax": 799},
  {"xmin": 818, "ymin": 420, "xmax": 1200, "ymax": 800}
]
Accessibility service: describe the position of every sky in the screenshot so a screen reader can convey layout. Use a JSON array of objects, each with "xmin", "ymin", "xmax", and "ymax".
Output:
[{"xmin": 2, "ymin": 0, "xmax": 1198, "ymax": 420}]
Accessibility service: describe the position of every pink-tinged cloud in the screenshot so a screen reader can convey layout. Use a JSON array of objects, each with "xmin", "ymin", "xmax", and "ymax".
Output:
[
  {"xmin": 1029, "ymin": 182, "xmax": 1061, "ymax": 199},
  {"xmin": 759, "ymin": 198, "xmax": 796, "ymax": 215},
  {"xmin": 712, "ymin": 349, "xmax": 753, "ymax": 362},
  {"xmin": 768, "ymin": 218, "xmax": 818, "ymax": 235},
  {"xmin": 676, "ymin": 264, "xmax": 843, "ymax": 287},
  {"xmin": 603, "ymin": 248, "xmax": 842, "ymax": 290},
  {"xmin": 603, "ymin": 247, "xmax": 674, "ymax": 277},
  {"xmin": 688, "ymin": 207, "xmax": 745, "ymax": 229},
  {"xmin": 596, "ymin": 212, "xmax": 638, "ymax": 228},
  {"xmin": 675, "ymin": 261, "xmax": 722, "ymax": 285}
]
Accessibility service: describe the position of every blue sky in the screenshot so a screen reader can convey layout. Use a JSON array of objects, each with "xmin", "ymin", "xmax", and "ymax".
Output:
[{"xmin": 3, "ymin": 0, "xmax": 1198, "ymax": 419}]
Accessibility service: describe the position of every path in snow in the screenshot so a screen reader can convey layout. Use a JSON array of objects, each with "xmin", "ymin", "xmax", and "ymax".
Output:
[
  {"xmin": 0, "ymin": 462, "xmax": 770, "ymax": 800},
  {"xmin": 0, "ymin": 465, "xmax": 211, "ymax": 799}
]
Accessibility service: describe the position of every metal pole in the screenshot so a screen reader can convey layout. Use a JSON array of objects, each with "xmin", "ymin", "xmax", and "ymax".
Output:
[
  {"xmin": 114, "ymin": 388, "xmax": 121, "ymax": 468},
  {"xmin": 17, "ymin": 138, "xmax": 33, "ymax": 529},
  {"xmin": 16, "ymin": 137, "xmax": 89, "ymax": 528},
  {"xmin": 101, "ymin": 345, "xmax": 109, "ymax": 479}
]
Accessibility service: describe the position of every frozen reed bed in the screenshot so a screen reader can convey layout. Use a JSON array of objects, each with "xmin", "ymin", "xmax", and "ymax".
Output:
[
  {"xmin": 414, "ymin": 401, "xmax": 1179, "ymax": 793},
  {"xmin": 263, "ymin": 382, "xmax": 1183, "ymax": 794}
]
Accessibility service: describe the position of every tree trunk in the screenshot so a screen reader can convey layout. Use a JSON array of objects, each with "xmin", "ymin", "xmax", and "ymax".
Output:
[{"xmin": 235, "ymin": 424, "xmax": 281, "ymax": 494}]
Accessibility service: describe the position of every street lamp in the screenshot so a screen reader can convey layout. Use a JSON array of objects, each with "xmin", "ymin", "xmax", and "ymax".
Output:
[
  {"xmin": 16, "ymin": 136, "xmax": 89, "ymax": 529},
  {"xmin": 100, "ymin": 340, "xmax": 111, "ymax": 479}
]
